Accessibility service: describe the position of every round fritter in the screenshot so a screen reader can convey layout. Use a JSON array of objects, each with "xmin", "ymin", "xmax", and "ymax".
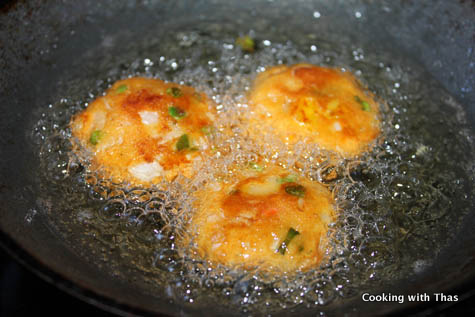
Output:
[
  {"xmin": 70, "ymin": 77, "xmax": 215, "ymax": 185},
  {"xmin": 248, "ymin": 64, "xmax": 381, "ymax": 157},
  {"xmin": 188, "ymin": 165, "xmax": 335, "ymax": 272}
]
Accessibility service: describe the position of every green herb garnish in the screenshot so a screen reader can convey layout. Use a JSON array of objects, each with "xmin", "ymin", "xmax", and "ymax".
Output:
[
  {"xmin": 168, "ymin": 106, "xmax": 186, "ymax": 119},
  {"xmin": 284, "ymin": 184, "xmax": 306, "ymax": 198},
  {"xmin": 279, "ymin": 174, "xmax": 298, "ymax": 184},
  {"xmin": 176, "ymin": 134, "xmax": 190, "ymax": 151},
  {"xmin": 89, "ymin": 130, "xmax": 103, "ymax": 145},
  {"xmin": 116, "ymin": 84, "xmax": 128, "ymax": 94},
  {"xmin": 354, "ymin": 95, "xmax": 371, "ymax": 111},
  {"xmin": 277, "ymin": 228, "xmax": 300, "ymax": 255},
  {"xmin": 166, "ymin": 87, "xmax": 183, "ymax": 98},
  {"xmin": 361, "ymin": 101, "xmax": 371, "ymax": 111},
  {"xmin": 248, "ymin": 162, "xmax": 264, "ymax": 172},
  {"xmin": 236, "ymin": 35, "xmax": 255, "ymax": 53}
]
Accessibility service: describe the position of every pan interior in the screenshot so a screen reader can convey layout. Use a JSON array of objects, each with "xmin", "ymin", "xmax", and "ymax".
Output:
[{"xmin": 1, "ymin": 0, "xmax": 474, "ymax": 315}]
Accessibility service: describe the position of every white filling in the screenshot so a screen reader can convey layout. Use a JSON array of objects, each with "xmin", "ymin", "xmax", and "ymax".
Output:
[
  {"xmin": 139, "ymin": 111, "xmax": 159, "ymax": 125},
  {"xmin": 333, "ymin": 121, "xmax": 342, "ymax": 131},
  {"xmin": 93, "ymin": 111, "xmax": 107, "ymax": 130},
  {"xmin": 241, "ymin": 175, "xmax": 281, "ymax": 196},
  {"xmin": 128, "ymin": 161, "xmax": 164, "ymax": 181}
]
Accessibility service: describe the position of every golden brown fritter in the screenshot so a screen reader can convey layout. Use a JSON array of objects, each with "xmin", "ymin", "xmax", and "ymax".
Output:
[
  {"xmin": 249, "ymin": 64, "xmax": 381, "ymax": 157},
  {"xmin": 188, "ymin": 164, "xmax": 335, "ymax": 272},
  {"xmin": 70, "ymin": 77, "xmax": 215, "ymax": 185}
]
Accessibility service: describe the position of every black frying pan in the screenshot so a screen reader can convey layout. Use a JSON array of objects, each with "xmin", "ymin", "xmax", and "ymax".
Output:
[{"xmin": 0, "ymin": 0, "xmax": 474, "ymax": 315}]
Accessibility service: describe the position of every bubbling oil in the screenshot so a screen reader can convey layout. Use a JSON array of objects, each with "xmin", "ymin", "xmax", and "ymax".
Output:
[{"xmin": 32, "ymin": 29, "xmax": 474, "ymax": 314}]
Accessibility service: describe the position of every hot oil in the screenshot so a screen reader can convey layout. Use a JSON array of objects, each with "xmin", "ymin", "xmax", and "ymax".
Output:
[{"xmin": 32, "ymin": 28, "xmax": 475, "ymax": 314}]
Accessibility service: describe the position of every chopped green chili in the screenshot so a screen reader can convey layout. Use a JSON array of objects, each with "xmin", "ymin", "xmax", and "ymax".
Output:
[
  {"xmin": 354, "ymin": 95, "xmax": 371, "ymax": 111},
  {"xmin": 166, "ymin": 87, "xmax": 183, "ymax": 98},
  {"xmin": 279, "ymin": 174, "xmax": 298, "ymax": 184},
  {"xmin": 284, "ymin": 184, "xmax": 306, "ymax": 198},
  {"xmin": 277, "ymin": 228, "xmax": 300, "ymax": 255},
  {"xmin": 248, "ymin": 162, "xmax": 264, "ymax": 172},
  {"xmin": 361, "ymin": 101, "xmax": 371, "ymax": 111},
  {"xmin": 236, "ymin": 35, "xmax": 255, "ymax": 53},
  {"xmin": 168, "ymin": 106, "xmax": 186, "ymax": 119},
  {"xmin": 116, "ymin": 84, "xmax": 128, "ymax": 94},
  {"xmin": 176, "ymin": 134, "xmax": 190, "ymax": 151},
  {"xmin": 89, "ymin": 130, "xmax": 103, "ymax": 145}
]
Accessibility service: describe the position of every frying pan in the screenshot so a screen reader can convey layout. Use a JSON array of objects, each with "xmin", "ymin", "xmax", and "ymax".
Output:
[{"xmin": 0, "ymin": 0, "xmax": 474, "ymax": 315}]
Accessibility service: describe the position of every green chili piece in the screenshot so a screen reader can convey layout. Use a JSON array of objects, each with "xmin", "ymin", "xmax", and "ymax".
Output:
[
  {"xmin": 354, "ymin": 95, "xmax": 371, "ymax": 111},
  {"xmin": 284, "ymin": 184, "xmax": 306, "ymax": 198},
  {"xmin": 168, "ymin": 106, "xmax": 186, "ymax": 119},
  {"xmin": 116, "ymin": 84, "xmax": 128, "ymax": 94},
  {"xmin": 361, "ymin": 101, "xmax": 371, "ymax": 111},
  {"xmin": 279, "ymin": 174, "xmax": 298, "ymax": 184},
  {"xmin": 166, "ymin": 87, "xmax": 183, "ymax": 97},
  {"xmin": 277, "ymin": 228, "xmax": 300, "ymax": 255},
  {"xmin": 236, "ymin": 35, "xmax": 255, "ymax": 52},
  {"xmin": 176, "ymin": 134, "xmax": 190, "ymax": 151},
  {"xmin": 89, "ymin": 130, "xmax": 103, "ymax": 145}
]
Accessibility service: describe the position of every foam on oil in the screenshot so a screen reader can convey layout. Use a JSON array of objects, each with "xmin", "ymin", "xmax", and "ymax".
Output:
[{"xmin": 32, "ymin": 29, "xmax": 475, "ymax": 314}]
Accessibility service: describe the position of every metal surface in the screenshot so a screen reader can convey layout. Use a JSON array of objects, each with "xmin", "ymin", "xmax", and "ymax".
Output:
[{"xmin": 0, "ymin": 0, "xmax": 474, "ymax": 315}]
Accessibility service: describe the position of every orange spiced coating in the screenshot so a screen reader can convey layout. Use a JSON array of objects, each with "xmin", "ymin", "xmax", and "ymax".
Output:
[
  {"xmin": 249, "ymin": 64, "xmax": 381, "ymax": 157},
  {"xmin": 189, "ymin": 165, "xmax": 335, "ymax": 272},
  {"xmin": 70, "ymin": 77, "xmax": 215, "ymax": 185}
]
